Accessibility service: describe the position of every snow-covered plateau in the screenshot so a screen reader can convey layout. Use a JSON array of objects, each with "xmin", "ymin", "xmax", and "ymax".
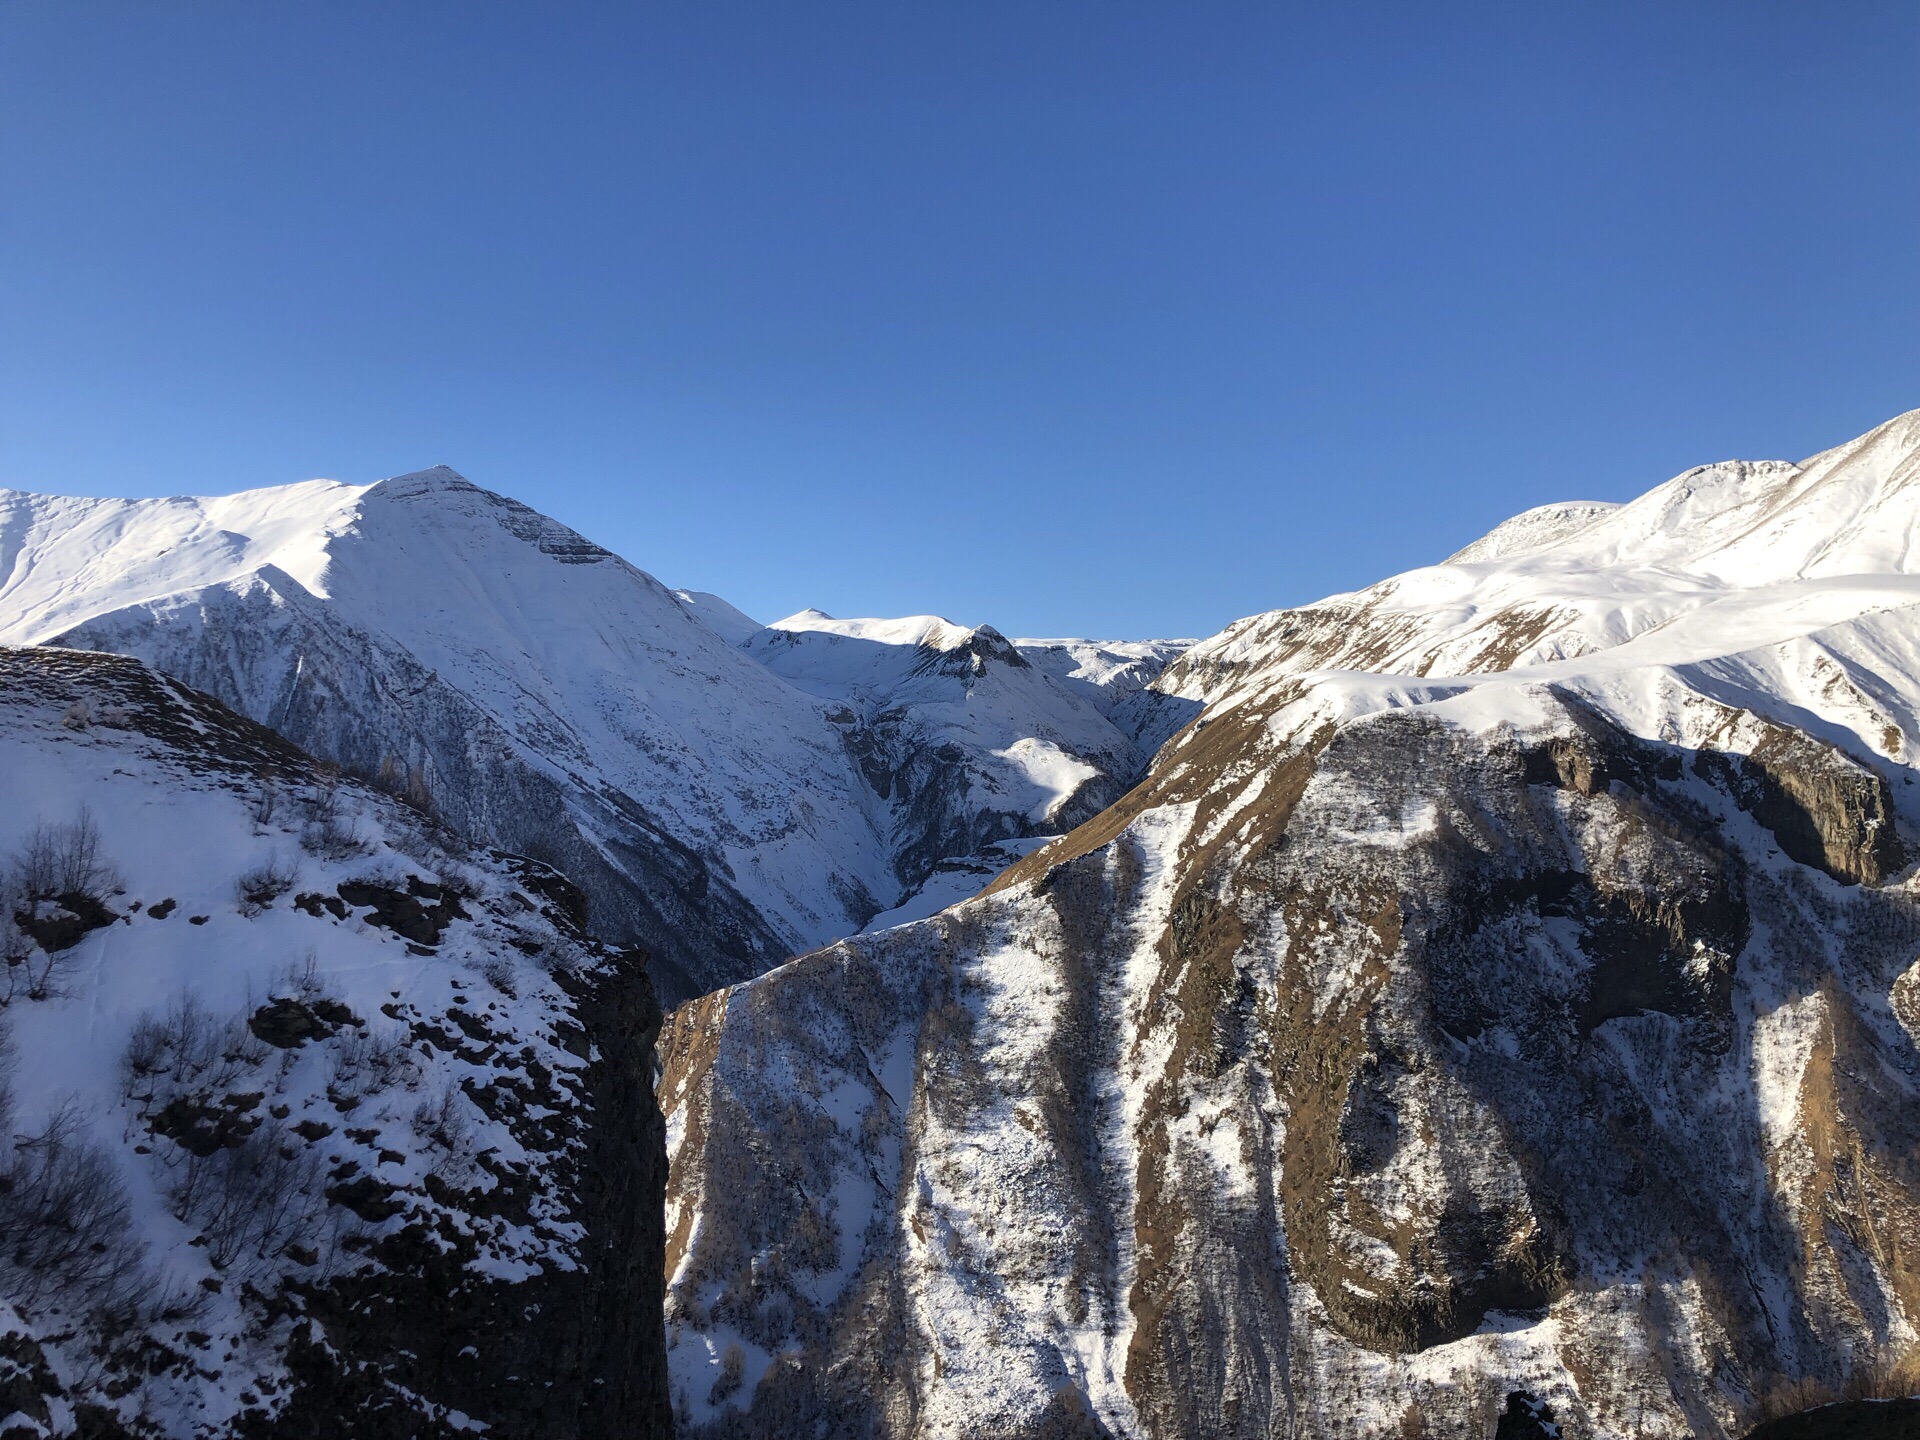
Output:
[{"xmin": 659, "ymin": 408, "xmax": 1920, "ymax": 1437}]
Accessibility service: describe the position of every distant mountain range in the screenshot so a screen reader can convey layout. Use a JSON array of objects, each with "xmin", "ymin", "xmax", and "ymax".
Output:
[
  {"xmin": 5, "ymin": 409, "xmax": 1920, "ymax": 1436},
  {"xmin": 0, "ymin": 470, "xmax": 1189, "ymax": 1000}
]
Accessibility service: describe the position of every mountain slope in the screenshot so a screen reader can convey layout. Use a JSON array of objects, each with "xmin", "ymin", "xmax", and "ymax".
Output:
[
  {"xmin": 657, "ymin": 409, "xmax": 1920, "ymax": 1439},
  {"xmin": 0, "ymin": 471, "xmax": 1168, "ymax": 1000},
  {"xmin": 0, "ymin": 645, "xmax": 669, "ymax": 1437}
]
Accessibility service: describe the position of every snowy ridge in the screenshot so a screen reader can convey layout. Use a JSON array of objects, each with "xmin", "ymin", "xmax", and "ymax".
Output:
[
  {"xmin": 743, "ymin": 609, "xmax": 1151, "ymax": 849},
  {"xmin": 671, "ymin": 589, "xmax": 765, "ymax": 649},
  {"xmin": 1009, "ymin": 636, "xmax": 1192, "ymax": 693},
  {"xmin": 1443, "ymin": 500, "xmax": 1619, "ymax": 565},
  {"xmin": 1162, "ymin": 409, "xmax": 1920, "ymax": 724}
]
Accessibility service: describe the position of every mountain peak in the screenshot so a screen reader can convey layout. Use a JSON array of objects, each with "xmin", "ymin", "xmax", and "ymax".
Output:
[
  {"xmin": 1444, "ymin": 500, "xmax": 1620, "ymax": 565},
  {"xmin": 363, "ymin": 466, "xmax": 479, "ymax": 500}
]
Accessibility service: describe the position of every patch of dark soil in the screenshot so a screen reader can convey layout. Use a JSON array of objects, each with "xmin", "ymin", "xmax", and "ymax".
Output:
[
  {"xmin": 151, "ymin": 1093, "xmax": 263, "ymax": 1156},
  {"xmin": 293, "ymin": 891, "xmax": 348, "ymax": 920},
  {"xmin": 249, "ymin": 997, "xmax": 354, "ymax": 1049},
  {"xmin": 337, "ymin": 878, "xmax": 467, "ymax": 947},
  {"xmin": 1744, "ymin": 1398, "xmax": 1920, "ymax": 1440},
  {"xmin": 14, "ymin": 891, "xmax": 116, "ymax": 952},
  {"xmin": 325, "ymin": 1174, "xmax": 404, "ymax": 1223}
]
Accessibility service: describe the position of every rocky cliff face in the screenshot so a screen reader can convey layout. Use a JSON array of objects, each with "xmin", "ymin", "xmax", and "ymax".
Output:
[
  {"xmin": 0, "ymin": 646, "xmax": 671, "ymax": 1437},
  {"xmin": 657, "ymin": 410, "xmax": 1920, "ymax": 1438}
]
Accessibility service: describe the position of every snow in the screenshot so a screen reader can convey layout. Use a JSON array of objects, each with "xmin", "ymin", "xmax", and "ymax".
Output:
[
  {"xmin": 1749, "ymin": 990, "xmax": 1828, "ymax": 1194},
  {"xmin": 0, "ymin": 479, "xmax": 364, "ymax": 641},
  {"xmin": 1444, "ymin": 501, "xmax": 1621, "ymax": 565},
  {"xmin": 19, "ymin": 400, "xmax": 1920, "ymax": 1435},
  {"xmin": 859, "ymin": 838, "xmax": 1050, "ymax": 932},
  {"xmin": 1010, "ymin": 637, "xmax": 1192, "ymax": 691},
  {"xmin": 743, "ymin": 607, "xmax": 1153, "ymax": 855},
  {"xmin": 671, "ymin": 589, "xmax": 764, "ymax": 648},
  {"xmin": 764, "ymin": 608, "xmax": 984, "ymax": 652}
]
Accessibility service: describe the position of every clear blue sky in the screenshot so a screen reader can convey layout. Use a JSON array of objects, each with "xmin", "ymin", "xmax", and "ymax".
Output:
[{"xmin": 3, "ymin": 4, "xmax": 1916, "ymax": 639}]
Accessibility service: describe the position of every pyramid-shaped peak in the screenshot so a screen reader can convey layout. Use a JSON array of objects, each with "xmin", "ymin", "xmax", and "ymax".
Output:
[{"xmin": 367, "ymin": 465, "xmax": 478, "ymax": 497}]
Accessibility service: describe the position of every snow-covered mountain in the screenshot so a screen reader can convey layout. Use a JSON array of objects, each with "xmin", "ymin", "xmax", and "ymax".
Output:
[
  {"xmin": 0, "ymin": 471, "xmax": 1181, "ymax": 1000},
  {"xmin": 741, "ymin": 610, "xmax": 1155, "ymax": 884},
  {"xmin": 0, "ymin": 644, "xmax": 669, "ymax": 1436},
  {"xmin": 659, "ymin": 409, "xmax": 1920, "ymax": 1437}
]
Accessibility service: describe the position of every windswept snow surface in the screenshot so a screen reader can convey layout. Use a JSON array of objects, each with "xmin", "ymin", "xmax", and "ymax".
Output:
[
  {"xmin": 0, "ymin": 471, "xmax": 1161, "ymax": 998},
  {"xmin": 671, "ymin": 589, "xmax": 765, "ymax": 649},
  {"xmin": 1442, "ymin": 500, "xmax": 1621, "ymax": 565}
]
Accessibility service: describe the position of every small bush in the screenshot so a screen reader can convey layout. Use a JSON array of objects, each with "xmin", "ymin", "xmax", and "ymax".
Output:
[
  {"xmin": 313, "ymin": 1015, "xmax": 416, "ymax": 1107},
  {"xmin": 272, "ymin": 950, "xmax": 325, "ymax": 1002},
  {"xmin": 2, "ymin": 865, "xmax": 90, "ymax": 1006},
  {"xmin": 347, "ymin": 860, "xmax": 410, "ymax": 892},
  {"xmin": 235, "ymin": 853, "xmax": 297, "ymax": 916},
  {"xmin": 300, "ymin": 770, "xmax": 368, "ymax": 860},
  {"xmin": 480, "ymin": 956, "xmax": 518, "ymax": 999},
  {"xmin": 250, "ymin": 769, "xmax": 281, "ymax": 829},
  {"xmin": 0, "ymin": 879, "xmax": 30, "ymax": 970},
  {"xmin": 167, "ymin": 1119, "xmax": 324, "ymax": 1279},
  {"xmin": 119, "ymin": 1012, "xmax": 171, "ymax": 1096},
  {"xmin": 121, "ymin": 997, "xmax": 322, "ymax": 1282},
  {"xmin": 0, "ymin": 1100, "xmax": 149, "ymax": 1311},
  {"xmin": 411, "ymin": 1083, "xmax": 471, "ymax": 1155},
  {"xmin": 119, "ymin": 993, "xmax": 264, "ymax": 1108},
  {"xmin": 12, "ymin": 807, "xmax": 117, "ymax": 902},
  {"xmin": 372, "ymin": 754, "xmax": 438, "ymax": 821},
  {"xmin": 326, "ymin": 1029, "xmax": 376, "ymax": 1091},
  {"xmin": 435, "ymin": 864, "xmax": 480, "ymax": 901}
]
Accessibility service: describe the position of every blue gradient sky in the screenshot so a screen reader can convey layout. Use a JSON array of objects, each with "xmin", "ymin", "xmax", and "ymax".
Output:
[{"xmin": 3, "ymin": 3, "xmax": 1916, "ymax": 639}]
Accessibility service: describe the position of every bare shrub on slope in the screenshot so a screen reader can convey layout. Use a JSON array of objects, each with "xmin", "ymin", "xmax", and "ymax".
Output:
[
  {"xmin": 11, "ymin": 807, "xmax": 117, "ymax": 902},
  {"xmin": 234, "ymin": 852, "xmax": 297, "ymax": 915}
]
